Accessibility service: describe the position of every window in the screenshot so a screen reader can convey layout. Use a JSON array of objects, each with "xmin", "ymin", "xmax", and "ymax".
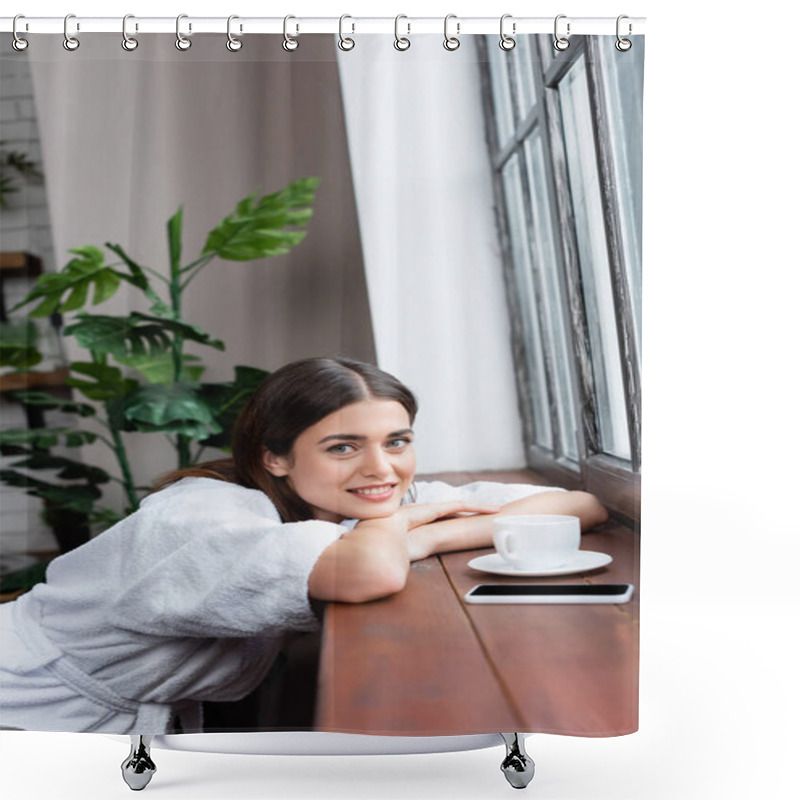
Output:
[{"xmin": 480, "ymin": 36, "xmax": 644, "ymax": 522}]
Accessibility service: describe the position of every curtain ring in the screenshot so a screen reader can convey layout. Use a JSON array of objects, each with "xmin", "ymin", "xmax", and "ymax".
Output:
[
  {"xmin": 122, "ymin": 14, "xmax": 139, "ymax": 51},
  {"xmin": 616, "ymin": 15, "xmax": 633, "ymax": 51},
  {"xmin": 499, "ymin": 14, "xmax": 515, "ymax": 51},
  {"xmin": 338, "ymin": 14, "xmax": 355, "ymax": 51},
  {"xmin": 394, "ymin": 15, "xmax": 411, "ymax": 51},
  {"xmin": 553, "ymin": 14, "xmax": 570, "ymax": 51},
  {"xmin": 443, "ymin": 14, "xmax": 460, "ymax": 51},
  {"xmin": 12, "ymin": 15, "xmax": 29, "ymax": 52},
  {"xmin": 227, "ymin": 15, "xmax": 243, "ymax": 51},
  {"xmin": 283, "ymin": 15, "xmax": 299, "ymax": 51},
  {"xmin": 63, "ymin": 14, "xmax": 80, "ymax": 51},
  {"xmin": 175, "ymin": 14, "xmax": 191, "ymax": 50}
]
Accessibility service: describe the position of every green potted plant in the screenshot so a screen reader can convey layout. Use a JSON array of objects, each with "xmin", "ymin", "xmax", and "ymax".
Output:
[{"xmin": 0, "ymin": 177, "xmax": 319, "ymax": 567}]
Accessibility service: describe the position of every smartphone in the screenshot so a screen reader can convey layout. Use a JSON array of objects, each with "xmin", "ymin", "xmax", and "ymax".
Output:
[{"xmin": 464, "ymin": 583, "xmax": 634, "ymax": 604}]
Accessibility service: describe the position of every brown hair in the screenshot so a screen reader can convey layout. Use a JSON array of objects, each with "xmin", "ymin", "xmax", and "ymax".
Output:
[{"xmin": 153, "ymin": 357, "xmax": 418, "ymax": 521}]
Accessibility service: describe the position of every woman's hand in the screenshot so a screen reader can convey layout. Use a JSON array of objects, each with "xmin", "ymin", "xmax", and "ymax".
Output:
[
  {"xmin": 352, "ymin": 502, "xmax": 500, "ymax": 565},
  {"xmin": 309, "ymin": 498, "xmax": 501, "ymax": 600},
  {"xmin": 399, "ymin": 502, "xmax": 500, "ymax": 561},
  {"xmin": 404, "ymin": 490, "xmax": 610, "ymax": 562},
  {"xmin": 394, "ymin": 501, "xmax": 501, "ymax": 531}
]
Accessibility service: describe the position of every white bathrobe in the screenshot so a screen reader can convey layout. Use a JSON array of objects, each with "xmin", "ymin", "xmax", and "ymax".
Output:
[{"xmin": 0, "ymin": 477, "xmax": 559, "ymax": 734}]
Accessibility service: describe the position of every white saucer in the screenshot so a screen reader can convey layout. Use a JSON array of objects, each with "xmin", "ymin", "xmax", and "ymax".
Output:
[{"xmin": 467, "ymin": 551, "xmax": 613, "ymax": 577}]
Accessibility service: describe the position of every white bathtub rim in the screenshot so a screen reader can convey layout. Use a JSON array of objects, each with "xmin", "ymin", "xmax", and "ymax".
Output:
[{"xmin": 105, "ymin": 731, "xmax": 523, "ymax": 756}]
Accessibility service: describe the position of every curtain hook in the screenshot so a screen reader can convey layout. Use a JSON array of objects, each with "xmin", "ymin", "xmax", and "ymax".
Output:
[
  {"xmin": 227, "ymin": 15, "xmax": 243, "ymax": 51},
  {"xmin": 283, "ymin": 15, "xmax": 299, "ymax": 51},
  {"xmin": 394, "ymin": 14, "xmax": 411, "ymax": 51},
  {"xmin": 499, "ymin": 14, "xmax": 516, "ymax": 51},
  {"xmin": 338, "ymin": 14, "xmax": 355, "ymax": 51},
  {"xmin": 175, "ymin": 14, "xmax": 191, "ymax": 50},
  {"xmin": 553, "ymin": 14, "xmax": 571, "ymax": 51},
  {"xmin": 616, "ymin": 15, "xmax": 633, "ymax": 51},
  {"xmin": 12, "ymin": 15, "xmax": 29, "ymax": 52},
  {"xmin": 443, "ymin": 14, "xmax": 460, "ymax": 51},
  {"xmin": 63, "ymin": 13, "xmax": 80, "ymax": 51},
  {"xmin": 122, "ymin": 14, "xmax": 139, "ymax": 51}
]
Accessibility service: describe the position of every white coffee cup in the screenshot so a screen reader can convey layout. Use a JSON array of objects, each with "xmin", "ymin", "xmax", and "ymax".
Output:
[{"xmin": 492, "ymin": 514, "xmax": 580, "ymax": 570}]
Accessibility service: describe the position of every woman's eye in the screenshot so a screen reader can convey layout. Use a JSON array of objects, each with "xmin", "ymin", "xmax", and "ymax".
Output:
[{"xmin": 328, "ymin": 443, "xmax": 355, "ymax": 455}]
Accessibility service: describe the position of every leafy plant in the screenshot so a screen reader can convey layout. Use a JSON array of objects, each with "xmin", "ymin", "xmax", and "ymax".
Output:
[
  {"xmin": 0, "ymin": 320, "xmax": 42, "ymax": 370},
  {"xmin": 0, "ymin": 141, "xmax": 43, "ymax": 209},
  {"xmin": 0, "ymin": 177, "xmax": 319, "ymax": 529}
]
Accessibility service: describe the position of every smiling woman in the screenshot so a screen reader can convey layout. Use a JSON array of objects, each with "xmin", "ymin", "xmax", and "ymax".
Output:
[{"xmin": 0, "ymin": 356, "xmax": 606, "ymax": 735}]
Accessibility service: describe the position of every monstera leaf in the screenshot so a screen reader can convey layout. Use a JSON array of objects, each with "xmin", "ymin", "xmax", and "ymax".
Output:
[
  {"xmin": 123, "ymin": 383, "xmax": 222, "ymax": 438},
  {"xmin": 114, "ymin": 351, "xmax": 205, "ymax": 384},
  {"xmin": 0, "ymin": 427, "xmax": 97, "ymax": 450},
  {"xmin": 0, "ymin": 320, "xmax": 42, "ymax": 370},
  {"xmin": 195, "ymin": 365, "xmax": 270, "ymax": 450},
  {"xmin": 104, "ymin": 242, "xmax": 167, "ymax": 315},
  {"xmin": 7, "ymin": 389, "xmax": 96, "ymax": 418},
  {"xmin": 66, "ymin": 362, "xmax": 139, "ymax": 402},
  {"xmin": 0, "ymin": 470, "xmax": 103, "ymax": 514},
  {"xmin": 63, "ymin": 312, "xmax": 224, "ymax": 361},
  {"xmin": 2, "ymin": 448, "xmax": 109, "ymax": 484},
  {"xmin": 14, "ymin": 246, "xmax": 147, "ymax": 318},
  {"xmin": 202, "ymin": 178, "xmax": 319, "ymax": 261}
]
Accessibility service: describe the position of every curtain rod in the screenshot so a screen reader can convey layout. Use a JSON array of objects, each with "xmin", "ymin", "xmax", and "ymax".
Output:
[{"xmin": 1, "ymin": 16, "xmax": 646, "ymax": 37}]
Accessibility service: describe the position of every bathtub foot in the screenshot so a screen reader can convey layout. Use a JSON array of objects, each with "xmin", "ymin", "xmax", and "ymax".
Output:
[
  {"xmin": 500, "ymin": 733, "xmax": 535, "ymax": 789},
  {"xmin": 121, "ymin": 735, "xmax": 156, "ymax": 791}
]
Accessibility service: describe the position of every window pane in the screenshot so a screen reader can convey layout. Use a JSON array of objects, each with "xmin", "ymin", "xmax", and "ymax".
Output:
[
  {"xmin": 487, "ymin": 43, "xmax": 515, "ymax": 146},
  {"xmin": 525, "ymin": 135, "xmax": 579, "ymax": 462},
  {"xmin": 510, "ymin": 36, "xmax": 538, "ymax": 119},
  {"xmin": 558, "ymin": 56, "xmax": 631, "ymax": 460},
  {"xmin": 600, "ymin": 42, "xmax": 644, "ymax": 360},
  {"xmin": 502, "ymin": 155, "xmax": 553, "ymax": 450}
]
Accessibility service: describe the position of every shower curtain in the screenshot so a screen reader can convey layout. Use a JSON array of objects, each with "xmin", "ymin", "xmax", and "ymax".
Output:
[{"xmin": 0, "ymin": 23, "xmax": 643, "ymax": 742}]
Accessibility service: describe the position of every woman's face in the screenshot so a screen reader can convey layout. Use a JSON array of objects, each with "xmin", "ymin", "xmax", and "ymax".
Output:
[{"xmin": 263, "ymin": 399, "xmax": 416, "ymax": 523}]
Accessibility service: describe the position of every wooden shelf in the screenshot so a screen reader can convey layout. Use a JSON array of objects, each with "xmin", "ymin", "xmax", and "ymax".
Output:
[
  {"xmin": 0, "ymin": 589, "xmax": 28, "ymax": 603},
  {"xmin": 0, "ymin": 367, "xmax": 70, "ymax": 393},
  {"xmin": 0, "ymin": 251, "xmax": 43, "ymax": 275}
]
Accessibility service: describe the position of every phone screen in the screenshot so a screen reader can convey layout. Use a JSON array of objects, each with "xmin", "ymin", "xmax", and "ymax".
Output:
[
  {"xmin": 469, "ymin": 584, "xmax": 631, "ymax": 597},
  {"xmin": 464, "ymin": 583, "xmax": 634, "ymax": 604}
]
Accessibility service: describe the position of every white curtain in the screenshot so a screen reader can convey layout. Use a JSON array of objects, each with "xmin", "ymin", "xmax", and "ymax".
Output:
[{"xmin": 337, "ymin": 36, "xmax": 525, "ymax": 473}]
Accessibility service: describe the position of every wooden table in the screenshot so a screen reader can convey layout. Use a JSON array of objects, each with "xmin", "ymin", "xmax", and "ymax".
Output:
[{"xmin": 315, "ymin": 519, "xmax": 638, "ymax": 737}]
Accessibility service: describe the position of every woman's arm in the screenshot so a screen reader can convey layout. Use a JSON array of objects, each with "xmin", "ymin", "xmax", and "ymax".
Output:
[
  {"xmin": 408, "ymin": 490, "xmax": 609, "ymax": 562},
  {"xmin": 308, "ymin": 500, "xmax": 503, "ymax": 603},
  {"xmin": 308, "ymin": 491, "xmax": 608, "ymax": 600},
  {"xmin": 308, "ymin": 516, "xmax": 410, "ymax": 604}
]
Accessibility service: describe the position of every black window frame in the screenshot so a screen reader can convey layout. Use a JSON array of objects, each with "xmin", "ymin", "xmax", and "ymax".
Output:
[{"xmin": 478, "ymin": 35, "xmax": 643, "ymax": 524}]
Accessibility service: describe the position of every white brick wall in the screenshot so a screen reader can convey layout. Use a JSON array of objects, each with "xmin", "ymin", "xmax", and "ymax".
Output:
[
  {"xmin": 1, "ymin": 38, "xmax": 56, "ymax": 275},
  {"xmin": 1, "ymin": 40, "xmax": 61, "ymax": 568}
]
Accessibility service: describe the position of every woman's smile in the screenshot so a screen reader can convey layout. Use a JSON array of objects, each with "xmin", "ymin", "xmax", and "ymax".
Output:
[{"xmin": 347, "ymin": 483, "xmax": 399, "ymax": 501}]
